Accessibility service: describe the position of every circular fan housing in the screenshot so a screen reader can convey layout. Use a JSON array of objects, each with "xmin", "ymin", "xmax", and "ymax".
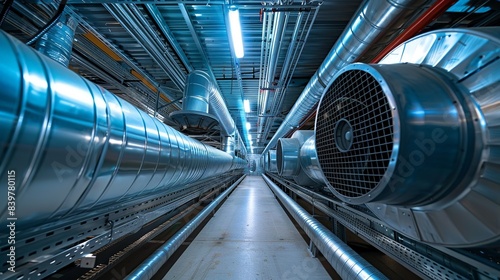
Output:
[{"xmin": 315, "ymin": 63, "xmax": 474, "ymax": 206}]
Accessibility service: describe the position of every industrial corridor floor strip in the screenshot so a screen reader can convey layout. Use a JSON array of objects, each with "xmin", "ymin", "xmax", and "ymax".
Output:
[{"xmin": 163, "ymin": 175, "xmax": 330, "ymax": 279}]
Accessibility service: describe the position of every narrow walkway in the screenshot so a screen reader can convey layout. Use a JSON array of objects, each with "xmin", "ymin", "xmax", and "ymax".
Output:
[{"xmin": 163, "ymin": 175, "xmax": 330, "ymax": 279}]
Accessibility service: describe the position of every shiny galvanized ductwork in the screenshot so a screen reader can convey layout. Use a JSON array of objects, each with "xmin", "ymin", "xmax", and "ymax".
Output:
[
  {"xmin": 314, "ymin": 28, "xmax": 500, "ymax": 247},
  {"xmin": 262, "ymin": 0, "xmax": 429, "ymax": 155},
  {"xmin": 277, "ymin": 130, "xmax": 325, "ymax": 186},
  {"xmin": 170, "ymin": 70, "xmax": 219, "ymax": 134},
  {"xmin": 170, "ymin": 70, "xmax": 241, "ymax": 155},
  {"xmin": 263, "ymin": 175, "xmax": 387, "ymax": 280},
  {"xmin": 266, "ymin": 150, "xmax": 278, "ymax": 173},
  {"xmin": 0, "ymin": 31, "xmax": 246, "ymax": 232},
  {"xmin": 35, "ymin": 12, "xmax": 77, "ymax": 67}
]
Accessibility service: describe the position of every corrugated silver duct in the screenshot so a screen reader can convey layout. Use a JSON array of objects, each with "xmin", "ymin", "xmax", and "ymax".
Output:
[
  {"xmin": 263, "ymin": 175, "xmax": 388, "ymax": 280},
  {"xmin": 170, "ymin": 70, "xmax": 219, "ymax": 133},
  {"xmin": 277, "ymin": 130, "xmax": 323, "ymax": 186},
  {"xmin": 314, "ymin": 27, "xmax": 500, "ymax": 247},
  {"xmin": 0, "ymin": 31, "xmax": 246, "ymax": 231},
  {"xmin": 262, "ymin": 0, "xmax": 430, "ymax": 155},
  {"xmin": 170, "ymin": 70, "xmax": 240, "ymax": 155},
  {"xmin": 35, "ymin": 12, "xmax": 76, "ymax": 67}
]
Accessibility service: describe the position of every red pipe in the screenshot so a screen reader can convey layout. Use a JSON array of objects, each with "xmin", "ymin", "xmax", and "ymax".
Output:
[{"xmin": 371, "ymin": 0, "xmax": 457, "ymax": 63}]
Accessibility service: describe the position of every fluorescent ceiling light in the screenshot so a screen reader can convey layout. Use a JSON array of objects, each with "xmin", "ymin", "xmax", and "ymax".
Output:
[
  {"xmin": 228, "ymin": 7, "xmax": 244, "ymax": 58},
  {"xmin": 248, "ymin": 134, "xmax": 252, "ymax": 140},
  {"xmin": 244, "ymin": 99, "xmax": 250, "ymax": 112},
  {"xmin": 246, "ymin": 122, "xmax": 251, "ymax": 130}
]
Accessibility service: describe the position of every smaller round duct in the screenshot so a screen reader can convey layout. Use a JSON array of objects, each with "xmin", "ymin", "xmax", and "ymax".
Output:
[
  {"xmin": 266, "ymin": 150, "xmax": 278, "ymax": 173},
  {"xmin": 170, "ymin": 70, "xmax": 219, "ymax": 134},
  {"xmin": 276, "ymin": 131, "xmax": 325, "ymax": 186},
  {"xmin": 277, "ymin": 138, "xmax": 301, "ymax": 177}
]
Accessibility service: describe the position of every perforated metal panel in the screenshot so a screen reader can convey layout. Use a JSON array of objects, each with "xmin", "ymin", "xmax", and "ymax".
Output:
[{"xmin": 315, "ymin": 70, "xmax": 394, "ymax": 199}]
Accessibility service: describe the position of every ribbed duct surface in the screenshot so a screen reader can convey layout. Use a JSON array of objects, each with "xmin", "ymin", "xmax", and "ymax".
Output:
[
  {"xmin": 170, "ymin": 70, "xmax": 219, "ymax": 134},
  {"xmin": 0, "ymin": 31, "xmax": 246, "ymax": 231},
  {"xmin": 315, "ymin": 27, "xmax": 500, "ymax": 247},
  {"xmin": 316, "ymin": 63, "xmax": 471, "ymax": 206},
  {"xmin": 35, "ymin": 13, "xmax": 77, "ymax": 67},
  {"xmin": 262, "ymin": 0, "xmax": 429, "ymax": 155}
]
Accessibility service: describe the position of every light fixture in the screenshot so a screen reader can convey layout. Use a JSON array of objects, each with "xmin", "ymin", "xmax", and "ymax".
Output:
[
  {"xmin": 228, "ymin": 6, "xmax": 244, "ymax": 58},
  {"xmin": 248, "ymin": 134, "xmax": 252, "ymax": 141},
  {"xmin": 246, "ymin": 122, "xmax": 251, "ymax": 130},
  {"xmin": 244, "ymin": 99, "xmax": 250, "ymax": 112}
]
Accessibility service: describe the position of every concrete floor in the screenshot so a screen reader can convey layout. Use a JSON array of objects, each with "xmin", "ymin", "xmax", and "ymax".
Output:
[{"xmin": 163, "ymin": 175, "xmax": 331, "ymax": 279}]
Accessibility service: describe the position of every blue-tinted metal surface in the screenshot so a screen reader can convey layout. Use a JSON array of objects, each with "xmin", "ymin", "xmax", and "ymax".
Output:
[
  {"xmin": 262, "ymin": 0, "xmax": 430, "ymax": 155},
  {"xmin": 263, "ymin": 175, "xmax": 388, "ymax": 280},
  {"xmin": 35, "ymin": 12, "xmax": 76, "ymax": 67},
  {"xmin": 0, "ymin": 31, "xmax": 245, "ymax": 232},
  {"xmin": 366, "ymin": 27, "xmax": 500, "ymax": 247}
]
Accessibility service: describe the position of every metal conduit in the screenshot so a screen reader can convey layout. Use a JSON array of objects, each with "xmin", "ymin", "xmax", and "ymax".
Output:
[
  {"xmin": 0, "ymin": 31, "xmax": 246, "ymax": 231},
  {"xmin": 104, "ymin": 3, "xmax": 187, "ymax": 91},
  {"xmin": 262, "ymin": 0, "xmax": 430, "ymax": 154},
  {"xmin": 262, "ymin": 175, "xmax": 388, "ymax": 280},
  {"xmin": 35, "ymin": 12, "xmax": 76, "ymax": 67},
  {"xmin": 124, "ymin": 175, "xmax": 245, "ymax": 280}
]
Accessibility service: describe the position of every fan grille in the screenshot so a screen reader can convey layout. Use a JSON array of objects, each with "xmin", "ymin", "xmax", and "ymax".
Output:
[{"xmin": 315, "ymin": 70, "xmax": 394, "ymax": 198}]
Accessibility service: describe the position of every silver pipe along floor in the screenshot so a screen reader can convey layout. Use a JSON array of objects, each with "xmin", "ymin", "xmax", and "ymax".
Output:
[{"xmin": 163, "ymin": 175, "xmax": 330, "ymax": 279}]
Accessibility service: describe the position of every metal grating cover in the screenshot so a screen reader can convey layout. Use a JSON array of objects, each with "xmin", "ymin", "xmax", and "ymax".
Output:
[{"xmin": 315, "ymin": 70, "xmax": 393, "ymax": 199}]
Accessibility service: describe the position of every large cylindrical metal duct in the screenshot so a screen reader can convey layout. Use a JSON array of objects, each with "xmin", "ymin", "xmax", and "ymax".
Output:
[
  {"xmin": 316, "ymin": 63, "xmax": 473, "ymax": 206},
  {"xmin": 170, "ymin": 70, "xmax": 219, "ymax": 133},
  {"xmin": 261, "ymin": 0, "xmax": 429, "ymax": 155},
  {"xmin": 277, "ymin": 130, "xmax": 324, "ymax": 186},
  {"xmin": 35, "ymin": 12, "xmax": 77, "ymax": 67},
  {"xmin": 266, "ymin": 150, "xmax": 278, "ymax": 173},
  {"xmin": 277, "ymin": 138, "xmax": 300, "ymax": 177},
  {"xmin": 0, "ymin": 31, "xmax": 246, "ymax": 231},
  {"xmin": 314, "ymin": 27, "xmax": 500, "ymax": 248}
]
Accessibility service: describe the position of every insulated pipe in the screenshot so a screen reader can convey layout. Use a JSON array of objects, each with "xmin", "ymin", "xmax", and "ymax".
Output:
[
  {"xmin": 0, "ymin": 31, "xmax": 246, "ymax": 230},
  {"xmin": 262, "ymin": 175, "xmax": 387, "ymax": 280},
  {"xmin": 262, "ymin": 0, "xmax": 429, "ymax": 155},
  {"xmin": 35, "ymin": 12, "xmax": 76, "ymax": 67},
  {"xmin": 125, "ymin": 175, "xmax": 245, "ymax": 280}
]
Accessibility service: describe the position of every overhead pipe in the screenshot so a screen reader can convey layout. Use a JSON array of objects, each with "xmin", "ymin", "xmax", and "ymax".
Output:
[
  {"xmin": 104, "ymin": 3, "xmax": 186, "ymax": 91},
  {"xmin": 0, "ymin": 31, "xmax": 246, "ymax": 232},
  {"xmin": 35, "ymin": 11, "xmax": 77, "ymax": 67},
  {"xmin": 262, "ymin": 0, "xmax": 430, "ymax": 155},
  {"xmin": 124, "ymin": 175, "xmax": 244, "ymax": 280},
  {"xmin": 262, "ymin": 175, "xmax": 388, "ymax": 280},
  {"xmin": 169, "ymin": 70, "xmax": 241, "ymax": 155},
  {"xmin": 371, "ymin": 0, "xmax": 457, "ymax": 63}
]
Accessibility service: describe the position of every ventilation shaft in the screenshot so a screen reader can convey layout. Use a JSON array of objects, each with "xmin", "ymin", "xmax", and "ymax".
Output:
[
  {"xmin": 314, "ymin": 28, "xmax": 499, "ymax": 247},
  {"xmin": 170, "ymin": 70, "xmax": 241, "ymax": 155},
  {"xmin": 0, "ymin": 31, "xmax": 246, "ymax": 233}
]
